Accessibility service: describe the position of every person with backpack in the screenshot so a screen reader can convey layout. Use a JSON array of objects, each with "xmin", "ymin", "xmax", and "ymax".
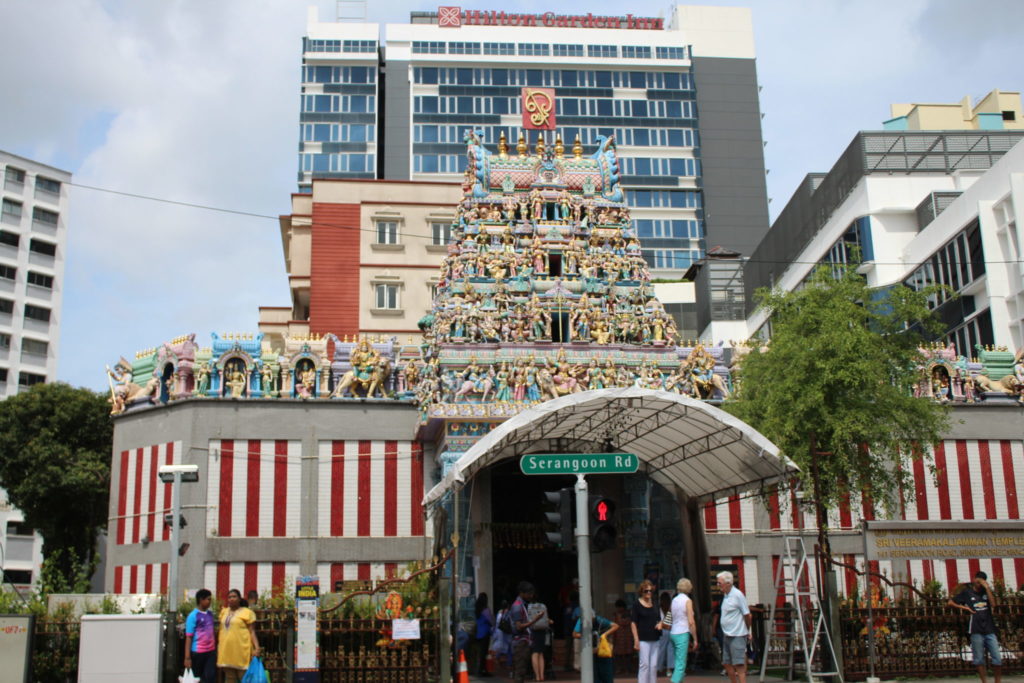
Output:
[
  {"xmin": 491, "ymin": 600, "xmax": 512, "ymax": 674},
  {"xmin": 574, "ymin": 609, "xmax": 620, "ymax": 683},
  {"xmin": 509, "ymin": 581, "xmax": 542, "ymax": 683},
  {"xmin": 473, "ymin": 592, "xmax": 495, "ymax": 677}
]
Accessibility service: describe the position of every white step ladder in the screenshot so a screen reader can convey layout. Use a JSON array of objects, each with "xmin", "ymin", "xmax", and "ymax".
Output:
[{"xmin": 758, "ymin": 536, "xmax": 842, "ymax": 683}]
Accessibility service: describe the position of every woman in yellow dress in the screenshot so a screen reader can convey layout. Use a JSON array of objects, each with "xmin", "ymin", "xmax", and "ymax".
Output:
[{"xmin": 217, "ymin": 588, "xmax": 261, "ymax": 682}]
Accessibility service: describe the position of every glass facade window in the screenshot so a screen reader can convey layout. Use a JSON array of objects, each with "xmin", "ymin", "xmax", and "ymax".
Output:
[
  {"xmin": 375, "ymin": 221, "xmax": 399, "ymax": 245},
  {"xmin": 4, "ymin": 167, "xmax": 24, "ymax": 188},
  {"xmin": 411, "ymin": 67, "xmax": 692, "ymax": 90},
  {"xmin": 518, "ymin": 43, "xmax": 549, "ymax": 56},
  {"xmin": 0, "ymin": 264, "xmax": 14, "ymax": 280},
  {"xmin": 431, "ymin": 222, "xmax": 452, "ymax": 246},
  {"xmin": 301, "ymin": 123, "xmax": 374, "ymax": 143},
  {"xmin": 305, "ymin": 39, "xmax": 342, "ymax": 53},
  {"xmin": 0, "ymin": 231, "xmax": 16, "ymax": 247},
  {"xmin": 300, "ymin": 152, "xmax": 374, "ymax": 173},
  {"xmin": 342, "ymin": 40, "xmax": 376, "ymax": 53},
  {"xmin": 413, "ymin": 155, "xmax": 467, "ymax": 173},
  {"xmin": 375, "ymin": 284, "xmax": 399, "ymax": 309},
  {"xmin": 633, "ymin": 219, "xmax": 703, "ymax": 239},
  {"xmin": 35, "ymin": 177, "xmax": 60, "ymax": 194},
  {"xmin": 0, "ymin": 298, "xmax": 11, "ymax": 314},
  {"xmin": 656, "ymin": 46, "xmax": 687, "ymax": 59},
  {"xmin": 553, "ymin": 44, "xmax": 584, "ymax": 57},
  {"xmin": 303, "ymin": 65, "xmax": 375, "ymax": 84},
  {"xmin": 622, "ymin": 46, "xmax": 652, "ymax": 59},
  {"xmin": 946, "ymin": 309, "xmax": 994, "ymax": 360},
  {"xmin": 903, "ymin": 220, "xmax": 985, "ymax": 309},
  {"xmin": 587, "ymin": 45, "xmax": 618, "ymax": 58},
  {"xmin": 483, "ymin": 42, "xmax": 514, "ymax": 55},
  {"xmin": 412, "ymin": 41, "xmax": 446, "ymax": 54},
  {"xmin": 0, "ymin": 333, "xmax": 9, "ymax": 348},
  {"xmin": 621, "ymin": 157, "xmax": 700, "ymax": 177},
  {"xmin": 448, "ymin": 42, "xmax": 481, "ymax": 54},
  {"xmin": 27, "ymin": 271, "xmax": 52, "ymax": 288},
  {"xmin": 301, "ymin": 94, "xmax": 375, "ymax": 113},
  {"xmin": 625, "ymin": 190, "xmax": 702, "ymax": 208},
  {"xmin": 642, "ymin": 249, "xmax": 698, "ymax": 269}
]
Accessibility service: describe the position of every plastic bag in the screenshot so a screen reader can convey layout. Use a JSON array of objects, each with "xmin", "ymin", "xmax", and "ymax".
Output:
[
  {"xmin": 242, "ymin": 657, "xmax": 267, "ymax": 683},
  {"xmin": 596, "ymin": 634, "xmax": 613, "ymax": 658},
  {"xmin": 179, "ymin": 669, "xmax": 199, "ymax": 683}
]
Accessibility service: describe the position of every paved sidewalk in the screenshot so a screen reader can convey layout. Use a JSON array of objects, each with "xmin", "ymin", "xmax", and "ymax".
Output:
[{"xmin": 468, "ymin": 671, "xmax": 1024, "ymax": 683}]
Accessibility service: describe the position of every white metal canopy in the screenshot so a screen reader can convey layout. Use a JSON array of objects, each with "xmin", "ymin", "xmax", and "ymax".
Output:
[{"xmin": 423, "ymin": 387, "xmax": 796, "ymax": 507}]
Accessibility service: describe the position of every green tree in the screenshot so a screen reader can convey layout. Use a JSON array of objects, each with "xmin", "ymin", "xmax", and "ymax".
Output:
[
  {"xmin": 0, "ymin": 383, "xmax": 112, "ymax": 587},
  {"xmin": 726, "ymin": 264, "xmax": 950, "ymax": 558}
]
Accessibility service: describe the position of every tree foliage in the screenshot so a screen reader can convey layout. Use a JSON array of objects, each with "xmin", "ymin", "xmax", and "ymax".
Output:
[
  {"xmin": 726, "ymin": 265, "xmax": 950, "ymax": 521},
  {"xmin": 0, "ymin": 383, "xmax": 112, "ymax": 585}
]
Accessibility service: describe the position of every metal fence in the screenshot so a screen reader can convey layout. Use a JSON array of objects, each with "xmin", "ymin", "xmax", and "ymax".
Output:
[{"xmin": 756, "ymin": 599, "xmax": 1024, "ymax": 681}]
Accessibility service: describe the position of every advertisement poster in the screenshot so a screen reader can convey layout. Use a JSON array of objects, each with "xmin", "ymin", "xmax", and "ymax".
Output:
[{"xmin": 295, "ymin": 576, "xmax": 320, "ymax": 683}]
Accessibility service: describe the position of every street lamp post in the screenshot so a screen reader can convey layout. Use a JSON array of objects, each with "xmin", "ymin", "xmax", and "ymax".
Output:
[{"xmin": 158, "ymin": 463, "xmax": 198, "ymax": 679}]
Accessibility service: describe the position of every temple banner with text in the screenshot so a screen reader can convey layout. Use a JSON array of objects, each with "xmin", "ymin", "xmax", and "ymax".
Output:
[{"xmin": 864, "ymin": 520, "xmax": 1024, "ymax": 561}]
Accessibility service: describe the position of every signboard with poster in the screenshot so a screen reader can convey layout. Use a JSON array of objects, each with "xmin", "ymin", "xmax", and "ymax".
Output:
[
  {"xmin": 295, "ymin": 576, "xmax": 320, "ymax": 683},
  {"xmin": 0, "ymin": 614, "xmax": 33, "ymax": 683}
]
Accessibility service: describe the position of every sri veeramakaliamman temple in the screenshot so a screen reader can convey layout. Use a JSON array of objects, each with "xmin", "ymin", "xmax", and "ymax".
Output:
[{"xmin": 102, "ymin": 130, "xmax": 1024, "ymax": 609}]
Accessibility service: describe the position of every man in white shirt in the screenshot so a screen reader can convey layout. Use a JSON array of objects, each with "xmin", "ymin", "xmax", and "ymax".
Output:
[{"xmin": 716, "ymin": 571, "xmax": 752, "ymax": 683}]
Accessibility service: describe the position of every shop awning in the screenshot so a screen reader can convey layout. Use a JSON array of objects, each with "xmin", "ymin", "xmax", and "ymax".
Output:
[{"xmin": 423, "ymin": 387, "xmax": 796, "ymax": 507}]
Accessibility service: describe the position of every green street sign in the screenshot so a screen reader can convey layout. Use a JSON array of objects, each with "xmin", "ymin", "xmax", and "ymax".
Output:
[{"xmin": 520, "ymin": 453, "xmax": 640, "ymax": 475}]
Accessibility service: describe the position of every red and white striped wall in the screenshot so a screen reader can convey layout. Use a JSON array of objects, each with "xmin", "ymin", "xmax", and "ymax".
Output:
[
  {"xmin": 203, "ymin": 561, "xmax": 301, "ymax": 599},
  {"xmin": 710, "ymin": 556, "xmax": 763, "ymax": 605},
  {"xmin": 206, "ymin": 440, "xmax": 302, "ymax": 538},
  {"xmin": 113, "ymin": 563, "xmax": 168, "ymax": 593},
  {"xmin": 315, "ymin": 561, "xmax": 414, "ymax": 589},
  {"xmin": 115, "ymin": 441, "xmax": 181, "ymax": 546},
  {"xmin": 704, "ymin": 439, "xmax": 1024, "ymax": 594},
  {"xmin": 316, "ymin": 440, "xmax": 425, "ymax": 538}
]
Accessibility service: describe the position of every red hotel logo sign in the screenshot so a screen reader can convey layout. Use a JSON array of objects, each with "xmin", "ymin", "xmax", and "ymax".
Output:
[
  {"xmin": 438, "ymin": 6, "xmax": 462, "ymax": 27},
  {"xmin": 522, "ymin": 88, "xmax": 555, "ymax": 130},
  {"xmin": 437, "ymin": 7, "xmax": 663, "ymax": 30}
]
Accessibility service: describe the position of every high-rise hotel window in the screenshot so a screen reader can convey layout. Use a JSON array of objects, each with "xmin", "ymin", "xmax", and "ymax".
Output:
[
  {"xmin": 483, "ymin": 42, "xmax": 514, "ymax": 55},
  {"xmin": 0, "ymin": 299, "xmax": 11, "ymax": 314},
  {"xmin": 305, "ymin": 39, "xmax": 342, "ymax": 52},
  {"xmin": 29, "ymin": 239, "xmax": 56, "ymax": 257},
  {"xmin": 553, "ymin": 44, "xmax": 584, "ymax": 57},
  {"xmin": 587, "ymin": 45, "xmax": 618, "ymax": 58},
  {"xmin": 24, "ymin": 304, "xmax": 50, "ymax": 322},
  {"xmin": 1, "ymin": 199, "xmax": 21, "ymax": 224},
  {"xmin": 0, "ymin": 333, "xmax": 9, "ymax": 348},
  {"xmin": 376, "ymin": 221, "xmax": 399, "ymax": 245},
  {"xmin": 431, "ymin": 222, "xmax": 452, "ymax": 246},
  {"xmin": 656, "ymin": 46, "xmax": 687, "ymax": 59},
  {"xmin": 412, "ymin": 41, "xmax": 446, "ymax": 54},
  {"xmin": 448, "ymin": 42, "xmax": 481, "ymax": 55},
  {"xmin": 375, "ymin": 284, "xmax": 399, "ymax": 310},
  {"xmin": 518, "ymin": 43, "xmax": 549, "ymax": 56},
  {"xmin": 0, "ymin": 264, "xmax": 14, "ymax": 280},
  {"xmin": 626, "ymin": 190, "xmax": 703, "ymax": 208},
  {"xmin": 0, "ymin": 231, "xmax": 19, "ymax": 248},
  {"xmin": 622, "ymin": 46, "xmax": 652, "ymax": 59},
  {"xmin": 342, "ymin": 40, "xmax": 376, "ymax": 53},
  {"xmin": 302, "ymin": 94, "xmax": 375, "ymax": 113},
  {"xmin": 27, "ymin": 271, "xmax": 53, "ymax": 289}
]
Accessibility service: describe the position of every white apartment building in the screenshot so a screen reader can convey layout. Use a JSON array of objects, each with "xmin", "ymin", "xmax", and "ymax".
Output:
[
  {"xmin": 0, "ymin": 151, "xmax": 69, "ymax": 591},
  {"xmin": 0, "ymin": 151, "xmax": 69, "ymax": 395}
]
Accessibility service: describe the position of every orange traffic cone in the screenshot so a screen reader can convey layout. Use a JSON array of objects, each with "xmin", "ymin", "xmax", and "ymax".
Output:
[{"xmin": 457, "ymin": 649, "xmax": 470, "ymax": 683}]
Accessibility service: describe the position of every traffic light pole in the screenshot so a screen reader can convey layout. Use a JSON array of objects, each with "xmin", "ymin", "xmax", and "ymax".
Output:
[{"xmin": 574, "ymin": 474, "xmax": 594, "ymax": 683}]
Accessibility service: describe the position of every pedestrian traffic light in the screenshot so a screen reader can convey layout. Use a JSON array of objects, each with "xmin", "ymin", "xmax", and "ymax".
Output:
[
  {"xmin": 543, "ymin": 488, "xmax": 574, "ymax": 550},
  {"xmin": 589, "ymin": 495, "xmax": 616, "ymax": 552}
]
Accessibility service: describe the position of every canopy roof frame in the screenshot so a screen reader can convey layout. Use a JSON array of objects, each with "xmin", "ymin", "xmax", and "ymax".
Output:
[{"xmin": 423, "ymin": 387, "xmax": 798, "ymax": 508}]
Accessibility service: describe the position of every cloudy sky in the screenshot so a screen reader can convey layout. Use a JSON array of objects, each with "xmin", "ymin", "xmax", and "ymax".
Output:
[{"xmin": 0, "ymin": 0, "xmax": 1020, "ymax": 391}]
